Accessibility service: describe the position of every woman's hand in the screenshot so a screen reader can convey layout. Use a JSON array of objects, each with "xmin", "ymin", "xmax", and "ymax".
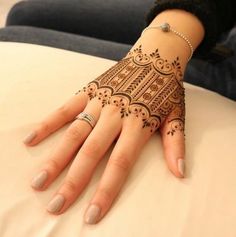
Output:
[{"xmin": 24, "ymin": 44, "xmax": 185, "ymax": 224}]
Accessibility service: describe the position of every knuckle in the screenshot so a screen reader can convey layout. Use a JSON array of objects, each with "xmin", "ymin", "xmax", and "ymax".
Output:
[
  {"xmin": 46, "ymin": 159, "xmax": 60, "ymax": 173},
  {"xmin": 65, "ymin": 123, "xmax": 81, "ymax": 141},
  {"xmin": 39, "ymin": 121, "xmax": 50, "ymax": 133},
  {"xmin": 109, "ymin": 154, "xmax": 131, "ymax": 173},
  {"xmin": 56, "ymin": 105, "xmax": 69, "ymax": 119},
  {"xmin": 80, "ymin": 138, "xmax": 101, "ymax": 157},
  {"xmin": 97, "ymin": 187, "xmax": 113, "ymax": 203},
  {"xmin": 106, "ymin": 102, "xmax": 122, "ymax": 112},
  {"xmin": 62, "ymin": 179, "xmax": 77, "ymax": 193}
]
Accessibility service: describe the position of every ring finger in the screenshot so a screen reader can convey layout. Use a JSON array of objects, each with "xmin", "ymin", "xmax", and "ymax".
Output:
[{"xmin": 84, "ymin": 115, "xmax": 151, "ymax": 224}]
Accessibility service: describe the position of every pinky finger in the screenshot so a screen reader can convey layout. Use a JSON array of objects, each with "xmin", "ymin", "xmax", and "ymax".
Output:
[{"xmin": 23, "ymin": 91, "xmax": 88, "ymax": 146}]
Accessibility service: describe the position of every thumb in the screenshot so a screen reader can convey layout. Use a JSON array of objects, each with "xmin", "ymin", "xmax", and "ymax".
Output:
[{"xmin": 160, "ymin": 110, "xmax": 185, "ymax": 178}]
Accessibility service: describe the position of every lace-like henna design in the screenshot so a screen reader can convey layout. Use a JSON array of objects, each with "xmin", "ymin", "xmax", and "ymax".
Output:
[{"xmin": 76, "ymin": 45, "xmax": 185, "ymax": 134}]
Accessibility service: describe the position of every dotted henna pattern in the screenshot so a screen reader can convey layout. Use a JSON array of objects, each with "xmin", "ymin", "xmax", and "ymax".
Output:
[{"xmin": 76, "ymin": 45, "xmax": 185, "ymax": 135}]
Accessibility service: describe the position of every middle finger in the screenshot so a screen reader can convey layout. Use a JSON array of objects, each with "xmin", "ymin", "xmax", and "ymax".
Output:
[{"xmin": 46, "ymin": 104, "xmax": 122, "ymax": 214}]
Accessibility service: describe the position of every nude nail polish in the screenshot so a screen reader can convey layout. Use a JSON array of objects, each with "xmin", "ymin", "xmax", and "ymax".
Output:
[
  {"xmin": 178, "ymin": 159, "xmax": 185, "ymax": 177},
  {"xmin": 47, "ymin": 194, "xmax": 65, "ymax": 213},
  {"xmin": 23, "ymin": 131, "xmax": 36, "ymax": 144},
  {"xmin": 31, "ymin": 170, "xmax": 48, "ymax": 189},
  {"xmin": 85, "ymin": 204, "xmax": 101, "ymax": 224}
]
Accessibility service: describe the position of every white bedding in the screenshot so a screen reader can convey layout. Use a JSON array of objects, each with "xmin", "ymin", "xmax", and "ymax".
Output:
[{"xmin": 0, "ymin": 42, "xmax": 236, "ymax": 237}]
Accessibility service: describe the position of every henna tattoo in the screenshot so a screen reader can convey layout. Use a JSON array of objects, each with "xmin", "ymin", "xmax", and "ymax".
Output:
[{"xmin": 76, "ymin": 45, "xmax": 185, "ymax": 135}]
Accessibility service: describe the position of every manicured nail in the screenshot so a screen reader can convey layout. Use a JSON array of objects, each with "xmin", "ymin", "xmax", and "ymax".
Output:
[
  {"xmin": 31, "ymin": 170, "xmax": 48, "ymax": 189},
  {"xmin": 23, "ymin": 131, "xmax": 36, "ymax": 144},
  {"xmin": 178, "ymin": 159, "xmax": 185, "ymax": 177},
  {"xmin": 47, "ymin": 194, "xmax": 65, "ymax": 213},
  {"xmin": 85, "ymin": 204, "xmax": 101, "ymax": 224}
]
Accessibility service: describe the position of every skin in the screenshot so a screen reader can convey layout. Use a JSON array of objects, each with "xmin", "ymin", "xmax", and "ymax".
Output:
[{"xmin": 24, "ymin": 9, "xmax": 205, "ymax": 224}]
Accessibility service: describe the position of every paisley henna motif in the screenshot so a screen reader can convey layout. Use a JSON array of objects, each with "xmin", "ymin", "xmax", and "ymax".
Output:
[{"xmin": 76, "ymin": 45, "xmax": 185, "ymax": 134}]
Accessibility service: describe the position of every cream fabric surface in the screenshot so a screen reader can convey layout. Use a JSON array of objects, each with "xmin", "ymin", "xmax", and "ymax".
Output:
[{"xmin": 0, "ymin": 42, "xmax": 236, "ymax": 237}]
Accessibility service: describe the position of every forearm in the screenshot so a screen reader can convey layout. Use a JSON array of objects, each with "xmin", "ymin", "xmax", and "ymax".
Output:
[
  {"xmin": 146, "ymin": 0, "xmax": 235, "ymax": 57},
  {"xmin": 131, "ymin": 9, "xmax": 205, "ymax": 69}
]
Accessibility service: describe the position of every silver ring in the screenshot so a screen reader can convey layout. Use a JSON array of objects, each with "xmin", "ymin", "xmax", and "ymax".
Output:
[{"xmin": 75, "ymin": 112, "xmax": 96, "ymax": 128}]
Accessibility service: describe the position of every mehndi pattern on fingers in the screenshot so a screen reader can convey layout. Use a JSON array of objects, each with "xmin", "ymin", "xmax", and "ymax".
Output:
[{"xmin": 77, "ymin": 45, "xmax": 185, "ymax": 134}]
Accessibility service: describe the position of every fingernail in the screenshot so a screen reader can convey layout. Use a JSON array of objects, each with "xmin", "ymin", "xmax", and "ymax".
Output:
[
  {"xmin": 178, "ymin": 159, "xmax": 185, "ymax": 177},
  {"xmin": 85, "ymin": 204, "xmax": 101, "ymax": 224},
  {"xmin": 47, "ymin": 194, "xmax": 65, "ymax": 213},
  {"xmin": 31, "ymin": 170, "xmax": 48, "ymax": 189},
  {"xmin": 23, "ymin": 131, "xmax": 36, "ymax": 144}
]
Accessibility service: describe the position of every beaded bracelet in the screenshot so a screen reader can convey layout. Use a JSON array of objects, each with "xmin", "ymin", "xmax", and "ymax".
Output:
[{"xmin": 141, "ymin": 22, "xmax": 194, "ymax": 62}]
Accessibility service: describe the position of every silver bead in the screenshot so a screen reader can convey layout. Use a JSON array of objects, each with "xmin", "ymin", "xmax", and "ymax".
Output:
[{"xmin": 160, "ymin": 23, "xmax": 170, "ymax": 32}]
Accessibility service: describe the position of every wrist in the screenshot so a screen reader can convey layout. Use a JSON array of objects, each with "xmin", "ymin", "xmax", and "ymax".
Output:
[
  {"xmin": 133, "ymin": 34, "xmax": 188, "ymax": 67},
  {"xmin": 130, "ymin": 9, "xmax": 205, "ymax": 68},
  {"xmin": 149, "ymin": 9, "xmax": 205, "ymax": 50}
]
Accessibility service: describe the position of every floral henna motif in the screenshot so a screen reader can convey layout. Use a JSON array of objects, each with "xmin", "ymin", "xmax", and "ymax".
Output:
[{"xmin": 76, "ymin": 45, "xmax": 185, "ymax": 134}]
